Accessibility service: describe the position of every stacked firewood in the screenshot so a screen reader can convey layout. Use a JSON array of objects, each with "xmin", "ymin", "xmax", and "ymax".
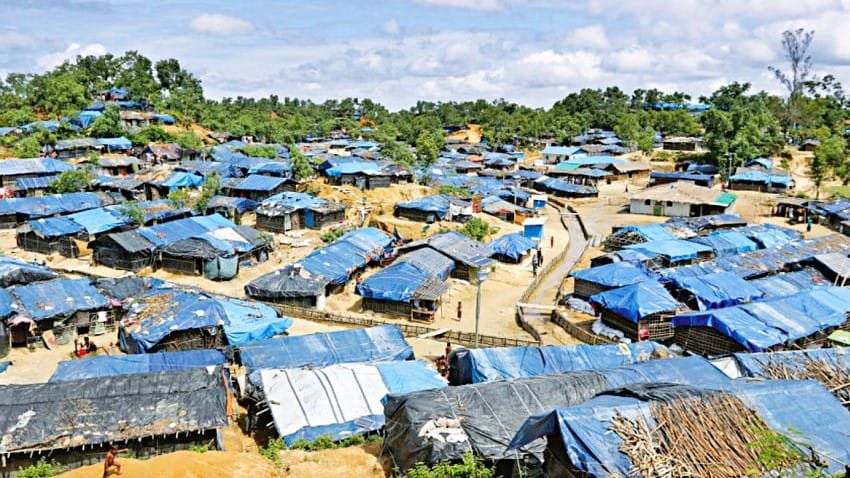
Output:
[
  {"xmin": 612, "ymin": 394, "xmax": 795, "ymax": 478},
  {"xmin": 759, "ymin": 355, "xmax": 850, "ymax": 406}
]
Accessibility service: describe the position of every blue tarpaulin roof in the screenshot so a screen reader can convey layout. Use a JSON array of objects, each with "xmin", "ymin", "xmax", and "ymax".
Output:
[
  {"xmin": 396, "ymin": 195, "xmax": 461, "ymax": 219},
  {"xmin": 12, "ymin": 278, "xmax": 109, "ymax": 322},
  {"xmin": 138, "ymin": 214, "xmax": 236, "ymax": 248},
  {"xmin": 744, "ymin": 157, "xmax": 774, "ymax": 169},
  {"xmin": 625, "ymin": 239, "xmax": 712, "ymax": 262},
  {"xmin": 667, "ymin": 271, "xmax": 763, "ymax": 310},
  {"xmin": 15, "ymin": 176, "xmax": 57, "ymax": 190},
  {"xmin": 451, "ymin": 342, "xmax": 668, "ymax": 384},
  {"xmin": 0, "ymin": 158, "xmax": 74, "ymax": 177},
  {"xmin": 590, "ymin": 281, "xmax": 679, "ymax": 322},
  {"xmin": 508, "ymin": 379, "xmax": 850, "ymax": 477},
  {"xmin": 97, "ymin": 137, "xmax": 133, "ymax": 151},
  {"xmin": 325, "ymin": 160, "xmax": 382, "ymax": 177},
  {"xmin": 730, "ymin": 169, "xmax": 793, "ymax": 187},
  {"xmin": 248, "ymin": 162, "xmax": 291, "ymax": 175},
  {"xmin": 49, "ymin": 349, "xmax": 226, "ymax": 381},
  {"xmin": 690, "ymin": 230, "xmax": 758, "ymax": 256},
  {"xmin": 357, "ymin": 249, "xmax": 454, "ymax": 302},
  {"xmin": 734, "ymin": 348, "xmax": 850, "ymax": 378},
  {"xmin": 159, "ymin": 172, "xmax": 204, "ymax": 189},
  {"xmin": 27, "ymin": 216, "xmax": 84, "ymax": 238},
  {"xmin": 749, "ymin": 270, "xmax": 827, "ymax": 298},
  {"xmin": 0, "ymin": 255, "xmax": 57, "ymax": 287},
  {"xmin": 119, "ymin": 289, "xmax": 291, "ymax": 353},
  {"xmin": 672, "ymin": 286, "xmax": 850, "ymax": 351},
  {"xmin": 538, "ymin": 178, "xmax": 598, "ymax": 196},
  {"xmin": 237, "ymin": 324, "xmax": 413, "ymax": 371},
  {"xmin": 0, "ymin": 289, "xmax": 15, "ymax": 319},
  {"xmin": 616, "ymin": 224, "xmax": 678, "ymax": 242},
  {"xmin": 572, "ymin": 262, "xmax": 654, "ymax": 288},
  {"xmin": 207, "ymin": 195, "xmax": 258, "ymax": 213},
  {"xmin": 299, "ymin": 228, "xmax": 393, "ymax": 284},
  {"xmin": 230, "ymin": 174, "xmax": 286, "ymax": 191},
  {"xmin": 0, "ymin": 192, "xmax": 103, "ymax": 219},
  {"xmin": 65, "ymin": 207, "xmax": 126, "ymax": 235},
  {"xmin": 489, "ymin": 233, "xmax": 537, "ymax": 261},
  {"xmin": 650, "ymin": 171, "xmax": 714, "ymax": 183}
]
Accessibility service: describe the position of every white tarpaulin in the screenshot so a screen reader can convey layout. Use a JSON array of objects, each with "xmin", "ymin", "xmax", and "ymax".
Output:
[{"xmin": 260, "ymin": 364, "xmax": 389, "ymax": 438}]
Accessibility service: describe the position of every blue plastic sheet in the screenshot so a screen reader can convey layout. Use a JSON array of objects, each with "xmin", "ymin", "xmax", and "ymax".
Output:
[
  {"xmin": 590, "ymin": 281, "xmax": 679, "ymax": 322},
  {"xmin": 12, "ymin": 278, "xmax": 109, "ymax": 322},
  {"xmin": 237, "ymin": 324, "xmax": 413, "ymax": 370},
  {"xmin": 572, "ymin": 262, "xmax": 653, "ymax": 288},
  {"xmin": 119, "ymin": 289, "xmax": 291, "ymax": 353},
  {"xmin": 667, "ymin": 271, "xmax": 763, "ymax": 310},
  {"xmin": 0, "ymin": 192, "xmax": 102, "ymax": 219},
  {"xmin": 734, "ymin": 348, "xmax": 850, "ymax": 379},
  {"xmin": 50, "ymin": 349, "xmax": 226, "ymax": 381},
  {"xmin": 0, "ymin": 158, "xmax": 74, "ymax": 176},
  {"xmin": 300, "ymin": 228, "xmax": 393, "ymax": 284},
  {"xmin": 96, "ymin": 137, "xmax": 133, "ymax": 151},
  {"xmin": 451, "ymin": 342, "xmax": 669, "ymax": 384},
  {"xmin": 615, "ymin": 224, "xmax": 678, "ymax": 242},
  {"xmin": 160, "ymin": 172, "xmax": 204, "ymax": 189},
  {"xmin": 27, "ymin": 216, "xmax": 84, "ymax": 238},
  {"xmin": 625, "ymin": 239, "xmax": 712, "ymax": 262},
  {"xmin": 231, "ymin": 174, "xmax": 286, "ymax": 191},
  {"xmin": 207, "ymin": 196, "xmax": 258, "ymax": 214},
  {"xmin": 325, "ymin": 160, "xmax": 381, "ymax": 177},
  {"xmin": 508, "ymin": 380, "xmax": 850, "ymax": 477},
  {"xmin": 690, "ymin": 230, "xmax": 758, "ymax": 256},
  {"xmin": 138, "ymin": 214, "xmax": 237, "ymax": 248},
  {"xmin": 489, "ymin": 233, "xmax": 537, "ymax": 261},
  {"xmin": 749, "ymin": 270, "xmax": 827, "ymax": 298},
  {"xmin": 672, "ymin": 286, "xmax": 850, "ymax": 351},
  {"xmin": 396, "ymin": 195, "xmax": 455, "ymax": 219},
  {"xmin": 66, "ymin": 207, "xmax": 126, "ymax": 235},
  {"xmin": 0, "ymin": 290, "xmax": 15, "ymax": 319},
  {"xmin": 15, "ymin": 176, "xmax": 57, "ymax": 191}
]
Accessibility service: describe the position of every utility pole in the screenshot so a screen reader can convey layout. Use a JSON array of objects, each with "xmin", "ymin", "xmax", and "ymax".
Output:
[
  {"xmin": 725, "ymin": 151, "xmax": 734, "ymax": 188},
  {"xmin": 474, "ymin": 267, "xmax": 490, "ymax": 347}
]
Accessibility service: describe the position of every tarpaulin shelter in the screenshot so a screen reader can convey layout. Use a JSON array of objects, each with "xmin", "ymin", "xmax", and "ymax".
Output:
[
  {"xmin": 15, "ymin": 175, "xmax": 56, "ymax": 193},
  {"xmin": 0, "ymin": 158, "xmax": 75, "ymax": 188},
  {"xmin": 571, "ymin": 261, "xmax": 654, "ymax": 298},
  {"xmin": 666, "ymin": 271, "xmax": 764, "ymax": 310},
  {"xmin": 449, "ymin": 342, "xmax": 668, "ymax": 385},
  {"xmin": 395, "ymin": 195, "xmax": 472, "ymax": 222},
  {"xmin": 0, "ymin": 255, "xmax": 57, "ymax": 287},
  {"xmin": 672, "ymin": 286, "xmax": 850, "ymax": 354},
  {"xmin": 0, "ymin": 192, "xmax": 107, "ymax": 227},
  {"xmin": 223, "ymin": 174, "xmax": 291, "ymax": 201},
  {"xmin": 689, "ymin": 230, "xmax": 758, "ymax": 256},
  {"xmin": 749, "ymin": 270, "xmax": 827, "ymax": 298},
  {"xmin": 50, "ymin": 349, "xmax": 226, "ymax": 381},
  {"xmin": 255, "ymin": 192, "xmax": 347, "ymax": 232},
  {"xmin": 488, "ymin": 232, "xmax": 537, "ymax": 262},
  {"xmin": 11, "ymin": 278, "xmax": 110, "ymax": 323},
  {"xmin": 256, "ymin": 361, "xmax": 446, "ymax": 444},
  {"xmin": 384, "ymin": 357, "xmax": 729, "ymax": 473},
  {"xmin": 508, "ymin": 380, "xmax": 850, "ymax": 478},
  {"xmin": 244, "ymin": 264, "xmax": 329, "ymax": 308},
  {"xmin": 358, "ymin": 248, "xmax": 453, "ymax": 317},
  {"xmin": 590, "ymin": 281, "xmax": 681, "ymax": 341},
  {"xmin": 96, "ymin": 136, "xmax": 133, "ymax": 152},
  {"xmin": 0, "ymin": 367, "xmax": 229, "ymax": 473},
  {"xmin": 119, "ymin": 289, "xmax": 291, "ymax": 353},
  {"xmin": 734, "ymin": 348, "xmax": 850, "ymax": 381},
  {"xmin": 399, "ymin": 231, "xmax": 494, "ymax": 283},
  {"xmin": 206, "ymin": 195, "xmax": 259, "ymax": 223},
  {"xmin": 236, "ymin": 324, "xmax": 412, "ymax": 374},
  {"xmin": 624, "ymin": 239, "xmax": 713, "ymax": 266},
  {"xmin": 300, "ymin": 228, "xmax": 393, "ymax": 285}
]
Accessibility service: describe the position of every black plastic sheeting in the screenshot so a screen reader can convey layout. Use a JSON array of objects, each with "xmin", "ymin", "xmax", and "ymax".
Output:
[
  {"xmin": 0, "ymin": 366, "xmax": 228, "ymax": 453},
  {"xmin": 94, "ymin": 277, "xmax": 162, "ymax": 301},
  {"xmin": 163, "ymin": 237, "xmax": 232, "ymax": 260},
  {"xmin": 244, "ymin": 265, "xmax": 328, "ymax": 299},
  {"xmin": 0, "ymin": 321, "xmax": 9, "ymax": 358},
  {"xmin": 0, "ymin": 258, "xmax": 58, "ymax": 288},
  {"xmin": 382, "ymin": 356, "xmax": 730, "ymax": 473}
]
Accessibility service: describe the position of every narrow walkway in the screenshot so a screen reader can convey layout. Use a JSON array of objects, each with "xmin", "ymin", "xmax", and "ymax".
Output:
[{"xmin": 521, "ymin": 209, "xmax": 590, "ymax": 345}]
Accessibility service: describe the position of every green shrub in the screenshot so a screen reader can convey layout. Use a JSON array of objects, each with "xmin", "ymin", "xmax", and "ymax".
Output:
[
  {"xmin": 17, "ymin": 458, "xmax": 61, "ymax": 478},
  {"xmin": 403, "ymin": 452, "xmax": 494, "ymax": 478},
  {"xmin": 460, "ymin": 217, "xmax": 496, "ymax": 242},
  {"xmin": 189, "ymin": 444, "xmax": 210, "ymax": 453},
  {"xmin": 320, "ymin": 227, "xmax": 345, "ymax": 243},
  {"xmin": 259, "ymin": 437, "xmax": 286, "ymax": 467}
]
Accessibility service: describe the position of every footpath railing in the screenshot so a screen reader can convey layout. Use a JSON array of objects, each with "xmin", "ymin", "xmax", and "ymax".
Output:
[
  {"xmin": 552, "ymin": 311, "xmax": 614, "ymax": 345},
  {"xmin": 269, "ymin": 302, "xmax": 541, "ymax": 348}
]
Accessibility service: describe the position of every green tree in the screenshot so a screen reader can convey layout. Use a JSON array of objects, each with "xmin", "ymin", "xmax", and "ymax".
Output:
[
  {"xmin": 90, "ymin": 103, "xmax": 124, "ymax": 137},
  {"xmin": 167, "ymin": 188, "xmax": 191, "ymax": 208},
  {"xmin": 415, "ymin": 129, "xmax": 442, "ymax": 166},
  {"xmin": 404, "ymin": 452, "xmax": 494, "ymax": 478},
  {"xmin": 815, "ymin": 135, "xmax": 848, "ymax": 190},
  {"xmin": 769, "ymin": 29, "xmax": 816, "ymax": 131},
  {"xmin": 195, "ymin": 172, "xmax": 220, "ymax": 212},
  {"xmin": 119, "ymin": 201, "xmax": 145, "ymax": 226},
  {"xmin": 289, "ymin": 144, "xmax": 313, "ymax": 180},
  {"xmin": 175, "ymin": 131, "xmax": 204, "ymax": 150},
  {"xmin": 240, "ymin": 145, "xmax": 278, "ymax": 158},
  {"xmin": 460, "ymin": 217, "xmax": 497, "ymax": 242},
  {"xmin": 132, "ymin": 125, "xmax": 175, "ymax": 145},
  {"xmin": 49, "ymin": 168, "xmax": 93, "ymax": 193}
]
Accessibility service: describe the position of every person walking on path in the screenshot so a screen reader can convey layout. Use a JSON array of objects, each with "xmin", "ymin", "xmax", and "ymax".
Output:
[
  {"xmin": 807, "ymin": 217, "xmax": 813, "ymax": 233},
  {"xmin": 550, "ymin": 235, "xmax": 554, "ymax": 249},
  {"xmin": 532, "ymin": 255, "xmax": 539, "ymax": 276},
  {"xmin": 537, "ymin": 248, "xmax": 543, "ymax": 266},
  {"xmin": 456, "ymin": 301, "xmax": 462, "ymax": 322}
]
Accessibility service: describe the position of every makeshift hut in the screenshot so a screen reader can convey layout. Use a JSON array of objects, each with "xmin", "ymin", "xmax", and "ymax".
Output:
[
  {"xmin": 571, "ymin": 262, "xmax": 654, "ymax": 299},
  {"xmin": 0, "ymin": 158, "xmax": 75, "ymax": 190},
  {"xmin": 649, "ymin": 171, "xmax": 715, "ymax": 188},
  {"xmin": 395, "ymin": 195, "xmax": 472, "ymax": 223},
  {"xmin": 244, "ymin": 264, "xmax": 329, "ymax": 308},
  {"xmin": 507, "ymin": 380, "xmax": 850, "ymax": 478},
  {"xmin": 0, "ymin": 255, "xmax": 57, "ymax": 287},
  {"xmin": 624, "ymin": 239, "xmax": 714, "ymax": 268},
  {"xmin": 589, "ymin": 281, "xmax": 681, "ymax": 341},
  {"xmin": 448, "ymin": 341, "xmax": 668, "ymax": 385},
  {"xmin": 672, "ymin": 286, "xmax": 850, "ymax": 355},
  {"xmin": 91, "ymin": 230, "xmax": 155, "ymax": 271},
  {"xmin": 299, "ymin": 228, "xmax": 394, "ymax": 289},
  {"xmin": 399, "ymin": 231, "xmax": 494, "ymax": 283},
  {"xmin": 0, "ymin": 192, "xmax": 112, "ymax": 228},
  {"xmin": 252, "ymin": 361, "xmax": 446, "ymax": 444},
  {"xmin": 0, "ymin": 367, "xmax": 230, "ymax": 474},
  {"xmin": 50, "ymin": 349, "xmax": 226, "ymax": 381},
  {"xmin": 384, "ymin": 357, "xmax": 729, "ymax": 474},
  {"xmin": 221, "ymin": 174, "xmax": 294, "ymax": 201},
  {"xmin": 8, "ymin": 278, "xmax": 114, "ymax": 347},
  {"xmin": 729, "ymin": 169, "xmax": 794, "ymax": 193},
  {"xmin": 255, "ymin": 192, "xmax": 347, "ymax": 232},
  {"xmin": 358, "ymin": 248, "xmax": 454, "ymax": 320},
  {"xmin": 205, "ymin": 195, "xmax": 258, "ymax": 224},
  {"xmin": 14, "ymin": 175, "xmax": 56, "ymax": 197},
  {"xmin": 665, "ymin": 271, "xmax": 763, "ymax": 311},
  {"xmin": 488, "ymin": 232, "xmax": 537, "ymax": 263},
  {"xmin": 119, "ymin": 289, "xmax": 291, "ymax": 353}
]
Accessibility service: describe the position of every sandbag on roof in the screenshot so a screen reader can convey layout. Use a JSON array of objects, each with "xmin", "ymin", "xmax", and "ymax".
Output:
[
  {"xmin": 508, "ymin": 380, "xmax": 850, "ymax": 477},
  {"xmin": 449, "ymin": 342, "xmax": 668, "ymax": 385},
  {"xmin": 383, "ymin": 356, "xmax": 728, "ymax": 472},
  {"xmin": 259, "ymin": 361, "xmax": 446, "ymax": 444},
  {"xmin": 50, "ymin": 349, "xmax": 226, "ymax": 381}
]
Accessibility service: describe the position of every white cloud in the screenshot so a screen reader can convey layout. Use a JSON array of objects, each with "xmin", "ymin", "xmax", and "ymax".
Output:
[
  {"xmin": 603, "ymin": 47, "xmax": 656, "ymax": 73},
  {"xmin": 383, "ymin": 19, "xmax": 401, "ymax": 35},
  {"xmin": 414, "ymin": 0, "xmax": 505, "ymax": 11},
  {"xmin": 37, "ymin": 42, "xmax": 107, "ymax": 69},
  {"xmin": 190, "ymin": 13, "xmax": 254, "ymax": 35},
  {"xmin": 565, "ymin": 25, "xmax": 609, "ymax": 50},
  {"xmin": 0, "ymin": 31, "xmax": 37, "ymax": 52}
]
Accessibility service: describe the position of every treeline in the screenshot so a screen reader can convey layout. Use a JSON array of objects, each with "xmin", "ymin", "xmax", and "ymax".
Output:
[{"xmin": 0, "ymin": 49, "xmax": 847, "ymax": 173}]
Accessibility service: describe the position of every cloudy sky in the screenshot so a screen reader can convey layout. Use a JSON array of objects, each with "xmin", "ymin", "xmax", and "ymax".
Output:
[{"xmin": 2, "ymin": 0, "xmax": 850, "ymax": 109}]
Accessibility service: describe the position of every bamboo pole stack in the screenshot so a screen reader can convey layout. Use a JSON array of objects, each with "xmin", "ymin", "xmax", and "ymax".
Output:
[{"xmin": 759, "ymin": 356, "xmax": 850, "ymax": 406}]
